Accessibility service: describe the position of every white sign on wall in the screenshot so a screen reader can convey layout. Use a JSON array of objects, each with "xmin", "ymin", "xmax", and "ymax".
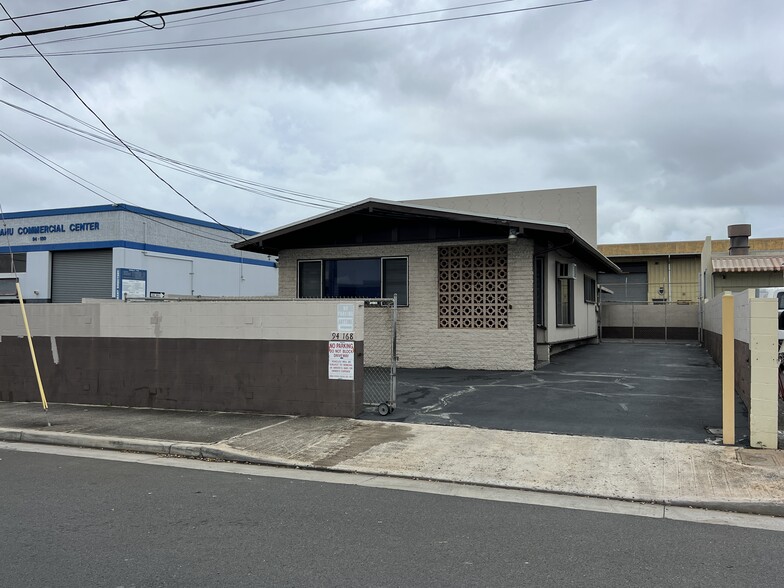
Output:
[
  {"xmin": 328, "ymin": 341, "xmax": 355, "ymax": 380},
  {"xmin": 337, "ymin": 303, "xmax": 355, "ymax": 332}
]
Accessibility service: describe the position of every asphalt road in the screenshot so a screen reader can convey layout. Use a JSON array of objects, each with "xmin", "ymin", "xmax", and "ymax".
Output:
[
  {"xmin": 2, "ymin": 447, "xmax": 782, "ymax": 587},
  {"xmin": 363, "ymin": 342, "xmax": 750, "ymax": 443}
]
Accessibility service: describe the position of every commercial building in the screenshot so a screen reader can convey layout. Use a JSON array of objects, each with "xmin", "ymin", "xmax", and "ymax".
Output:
[
  {"xmin": 0, "ymin": 204, "xmax": 277, "ymax": 303},
  {"xmin": 234, "ymin": 186, "xmax": 619, "ymax": 370},
  {"xmin": 596, "ymin": 225, "xmax": 783, "ymax": 342},
  {"xmin": 597, "ymin": 226, "xmax": 784, "ymax": 303}
]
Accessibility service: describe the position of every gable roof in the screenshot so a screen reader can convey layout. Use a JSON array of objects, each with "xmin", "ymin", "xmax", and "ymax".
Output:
[{"xmin": 234, "ymin": 198, "xmax": 620, "ymax": 273}]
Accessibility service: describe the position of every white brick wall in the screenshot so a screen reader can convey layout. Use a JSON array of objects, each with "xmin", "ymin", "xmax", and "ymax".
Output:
[{"xmin": 278, "ymin": 239, "xmax": 535, "ymax": 370}]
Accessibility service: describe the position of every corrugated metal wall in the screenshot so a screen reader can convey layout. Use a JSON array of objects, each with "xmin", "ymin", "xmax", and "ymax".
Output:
[{"xmin": 51, "ymin": 249, "xmax": 113, "ymax": 303}]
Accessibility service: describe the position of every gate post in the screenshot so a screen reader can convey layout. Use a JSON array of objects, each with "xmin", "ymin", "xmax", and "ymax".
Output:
[{"xmin": 721, "ymin": 292, "xmax": 735, "ymax": 445}]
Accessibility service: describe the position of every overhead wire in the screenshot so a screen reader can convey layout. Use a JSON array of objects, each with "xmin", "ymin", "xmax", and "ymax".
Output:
[
  {"xmin": 0, "ymin": 0, "xmax": 129, "ymax": 23},
  {"xmin": 0, "ymin": 129, "xmax": 247, "ymax": 244},
  {"xmin": 0, "ymin": 0, "xmax": 595, "ymax": 57},
  {"xmin": 0, "ymin": 2, "xmax": 248, "ymax": 239},
  {"xmin": 0, "ymin": 77, "xmax": 344, "ymax": 208},
  {"xmin": 0, "ymin": 0, "xmax": 272, "ymax": 40},
  {"xmin": 37, "ymin": 0, "xmax": 534, "ymax": 53},
  {"xmin": 0, "ymin": 0, "xmax": 322, "ymax": 52}
]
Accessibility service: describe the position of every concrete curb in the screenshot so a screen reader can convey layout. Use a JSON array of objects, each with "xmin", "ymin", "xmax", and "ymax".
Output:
[
  {"xmin": 2, "ymin": 427, "xmax": 783, "ymax": 519},
  {"xmin": 0, "ymin": 427, "xmax": 308, "ymax": 469}
]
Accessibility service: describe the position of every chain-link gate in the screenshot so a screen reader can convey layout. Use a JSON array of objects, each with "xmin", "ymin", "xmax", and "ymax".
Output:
[{"xmin": 362, "ymin": 296, "xmax": 398, "ymax": 415}]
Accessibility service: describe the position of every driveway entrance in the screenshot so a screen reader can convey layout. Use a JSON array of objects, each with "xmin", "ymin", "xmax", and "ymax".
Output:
[{"xmin": 361, "ymin": 342, "xmax": 749, "ymax": 443}]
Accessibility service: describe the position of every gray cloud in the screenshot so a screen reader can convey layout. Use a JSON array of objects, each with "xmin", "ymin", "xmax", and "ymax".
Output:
[{"xmin": 1, "ymin": 0, "xmax": 782, "ymax": 244}]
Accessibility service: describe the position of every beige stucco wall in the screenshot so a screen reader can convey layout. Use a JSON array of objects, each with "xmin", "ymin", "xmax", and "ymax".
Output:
[
  {"xmin": 278, "ymin": 239, "xmax": 535, "ymax": 370},
  {"xmin": 405, "ymin": 186, "xmax": 598, "ymax": 246},
  {"xmin": 0, "ymin": 299, "xmax": 363, "ymax": 342}
]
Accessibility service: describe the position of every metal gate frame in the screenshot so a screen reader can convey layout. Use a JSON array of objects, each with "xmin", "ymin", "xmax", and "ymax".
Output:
[{"xmin": 362, "ymin": 295, "xmax": 398, "ymax": 416}]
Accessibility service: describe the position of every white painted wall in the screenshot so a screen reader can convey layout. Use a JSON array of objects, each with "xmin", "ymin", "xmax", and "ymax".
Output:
[
  {"xmin": 9, "ymin": 251, "xmax": 51, "ymax": 301},
  {"xmin": 113, "ymin": 248, "xmax": 278, "ymax": 298},
  {"xmin": 544, "ymin": 254, "xmax": 598, "ymax": 344}
]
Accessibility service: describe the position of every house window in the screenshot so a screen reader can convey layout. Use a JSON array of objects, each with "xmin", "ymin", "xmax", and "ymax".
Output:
[
  {"xmin": 437, "ymin": 244, "xmax": 508, "ymax": 329},
  {"xmin": 297, "ymin": 257, "xmax": 408, "ymax": 305},
  {"xmin": 382, "ymin": 257, "xmax": 408, "ymax": 306},
  {"xmin": 584, "ymin": 275, "xmax": 596, "ymax": 303},
  {"xmin": 298, "ymin": 260, "xmax": 322, "ymax": 298},
  {"xmin": 535, "ymin": 256, "xmax": 545, "ymax": 326},
  {"xmin": 0, "ymin": 252, "xmax": 26, "ymax": 273},
  {"xmin": 556, "ymin": 262, "xmax": 574, "ymax": 326}
]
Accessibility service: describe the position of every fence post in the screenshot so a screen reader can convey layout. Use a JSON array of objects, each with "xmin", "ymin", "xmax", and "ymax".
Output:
[
  {"xmin": 664, "ymin": 302, "xmax": 668, "ymax": 343},
  {"xmin": 721, "ymin": 292, "xmax": 735, "ymax": 445}
]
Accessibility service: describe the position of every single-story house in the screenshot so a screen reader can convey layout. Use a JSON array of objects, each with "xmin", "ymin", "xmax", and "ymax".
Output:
[{"xmin": 234, "ymin": 187, "xmax": 620, "ymax": 370}]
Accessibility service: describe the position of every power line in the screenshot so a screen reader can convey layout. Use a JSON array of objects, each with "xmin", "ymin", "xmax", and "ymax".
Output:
[
  {"xmin": 0, "ymin": 0, "xmax": 272, "ymax": 40},
  {"xmin": 0, "ymin": 3, "xmax": 246, "ymax": 239},
  {"xmin": 0, "ymin": 0, "xmax": 595, "ymax": 58},
  {"xmin": 0, "ymin": 130, "xmax": 248, "ymax": 244},
  {"xmin": 0, "ymin": 0, "xmax": 350, "ymax": 53},
  {"xmin": 0, "ymin": 1, "xmax": 130, "ymax": 23},
  {"xmin": 35, "ymin": 0, "xmax": 542, "ymax": 54},
  {"xmin": 0, "ymin": 77, "xmax": 345, "ymax": 209}
]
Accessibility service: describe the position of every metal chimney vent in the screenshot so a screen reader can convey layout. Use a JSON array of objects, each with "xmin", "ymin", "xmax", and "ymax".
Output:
[{"xmin": 727, "ymin": 224, "xmax": 751, "ymax": 256}]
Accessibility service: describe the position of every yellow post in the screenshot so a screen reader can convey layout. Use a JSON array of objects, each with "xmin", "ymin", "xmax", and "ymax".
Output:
[
  {"xmin": 16, "ymin": 281, "xmax": 48, "ymax": 411},
  {"xmin": 721, "ymin": 291, "xmax": 734, "ymax": 445}
]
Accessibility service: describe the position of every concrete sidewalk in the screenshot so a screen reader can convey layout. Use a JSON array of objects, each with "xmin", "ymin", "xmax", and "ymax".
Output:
[{"xmin": 2, "ymin": 402, "xmax": 784, "ymax": 517}]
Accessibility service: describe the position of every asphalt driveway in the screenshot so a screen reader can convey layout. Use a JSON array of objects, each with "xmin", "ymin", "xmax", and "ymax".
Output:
[{"xmin": 361, "ymin": 341, "xmax": 749, "ymax": 443}]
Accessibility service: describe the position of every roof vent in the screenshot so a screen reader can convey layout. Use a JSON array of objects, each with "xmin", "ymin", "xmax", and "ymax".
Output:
[{"xmin": 728, "ymin": 224, "xmax": 751, "ymax": 256}]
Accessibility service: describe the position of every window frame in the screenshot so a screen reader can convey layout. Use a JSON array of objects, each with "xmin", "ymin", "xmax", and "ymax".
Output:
[
  {"xmin": 534, "ymin": 256, "xmax": 545, "ymax": 327},
  {"xmin": 296, "ymin": 256, "xmax": 409, "ymax": 306},
  {"xmin": 0, "ymin": 252, "xmax": 26, "ymax": 274},
  {"xmin": 555, "ymin": 261, "xmax": 575, "ymax": 327},
  {"xmin": 297, "ymin": 259, "xmax": 323, "ymax": 298},
  {"xmin": 381, "ymin": 256, "xmax": 409, "ymax": 306},
  {"xmin": 584, "ymin": 275, "xmax": 597, "ymax": 304}
]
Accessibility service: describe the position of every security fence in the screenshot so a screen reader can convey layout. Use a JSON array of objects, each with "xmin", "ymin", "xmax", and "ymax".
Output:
[
  {"xmin": 362, "ymin": 297, "xmax": 398, "ymax": 415},
  {"xmin": 598, "ymin": 281, "xmax": 699, "ymax": 342}
]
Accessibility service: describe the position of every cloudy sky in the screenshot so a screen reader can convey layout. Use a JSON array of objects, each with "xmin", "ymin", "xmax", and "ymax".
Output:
[{"xmin": 0, "ymin": 0, "xmax": 781, "ymax": 244}]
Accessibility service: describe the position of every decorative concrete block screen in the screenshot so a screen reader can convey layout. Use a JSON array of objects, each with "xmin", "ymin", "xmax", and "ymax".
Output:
[{"xmin": 438, "ymin": 243, "xmax": 509, "ymax": 329}]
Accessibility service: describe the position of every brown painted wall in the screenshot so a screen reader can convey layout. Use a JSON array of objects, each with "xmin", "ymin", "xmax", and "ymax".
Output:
[
  {"xmin": 704, "ymin": 329, "xmax": 722, "ymax": 365},
  {"xmin": 601, "ymin": 326, "xmax": 698, "ymax": 340},
  {"xmin": 0, "ymin": 337, "xmax": 364, "ymax": 417}
]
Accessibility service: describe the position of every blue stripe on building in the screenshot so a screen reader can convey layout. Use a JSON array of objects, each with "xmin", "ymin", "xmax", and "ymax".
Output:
[{"xmin": 6, "ymin": 240, "xmax": 276, "ymax": 268}]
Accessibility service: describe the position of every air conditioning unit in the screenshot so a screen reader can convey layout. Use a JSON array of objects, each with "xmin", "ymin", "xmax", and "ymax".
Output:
[{"xmin": 557, "ymin": 263, "xmax": 577, "ymax": 279}]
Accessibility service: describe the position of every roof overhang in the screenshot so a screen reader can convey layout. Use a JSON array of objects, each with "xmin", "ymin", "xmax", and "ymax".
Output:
[
  {"xmin": 712, "ymin": 256, "xmax": 784, "ymax": 273},
  {"xmin": 234, "ymin": 198, "xmax": 621, "ymax": 273}
]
